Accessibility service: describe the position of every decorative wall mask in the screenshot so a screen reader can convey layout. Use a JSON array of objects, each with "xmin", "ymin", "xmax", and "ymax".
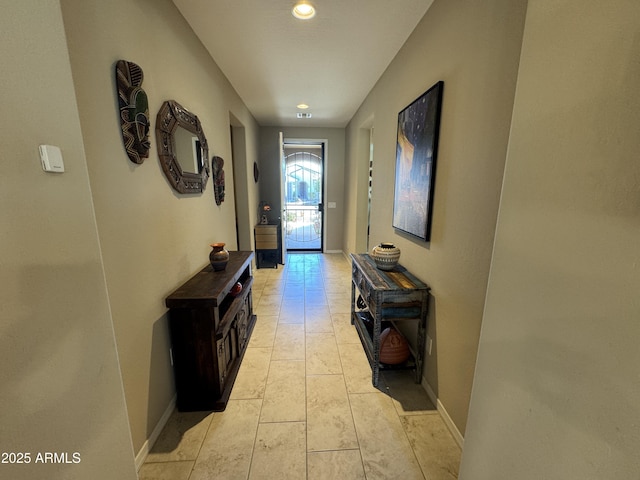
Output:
[
  {"xmin": 155, "ymin": 100, "xmax": 210, "ymax": 194},
  {"xmin": 212, "ymin": 156, "xmax": 225, "ymax": 205},
  {"xmin": 115, "ymin": 60, "xmax": 150, "ymax": 164},
  {"xmin": 392, "ymin": 80, "xmax": 444, "ymax": 241}
]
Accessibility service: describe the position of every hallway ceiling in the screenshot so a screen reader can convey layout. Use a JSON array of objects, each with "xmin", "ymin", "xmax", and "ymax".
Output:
[{"xmin": 172, "ymin": 0, "xmax": 434, "ymax": 127}]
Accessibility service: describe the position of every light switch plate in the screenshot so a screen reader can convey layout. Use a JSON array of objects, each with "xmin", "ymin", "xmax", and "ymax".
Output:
[{"xmin": 39, "ymin": 145, "xmax": 65, "ymax": 173}]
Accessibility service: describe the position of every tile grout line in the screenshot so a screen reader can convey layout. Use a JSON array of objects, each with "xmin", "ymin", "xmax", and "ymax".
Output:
[
  {"xmin": 245, "ymin": 278, "xmax": 266, "ymax": 480},
  {"xmin": 247, "ymin": 265, "xmax": 281, "ymax": 480}
]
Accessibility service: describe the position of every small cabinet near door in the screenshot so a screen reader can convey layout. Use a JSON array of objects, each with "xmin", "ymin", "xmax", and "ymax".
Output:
[
  {"xmin": 165, "ymin": 251, "xmax": 256, "ymax": 411},
  {"xmin": 254, "ymin": 223, "xmax": 282, "ymax": 268}
]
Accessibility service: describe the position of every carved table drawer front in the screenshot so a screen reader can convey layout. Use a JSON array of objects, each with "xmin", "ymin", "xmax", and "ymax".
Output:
[{"xmin": 236, "ymin": 297, "xmax": 250, "ymax": 350}]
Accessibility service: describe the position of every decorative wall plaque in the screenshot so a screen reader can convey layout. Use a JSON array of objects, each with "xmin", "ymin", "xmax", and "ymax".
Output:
[
  {"xmin": 212, "ymin": 156, "xmax": 225, "ymax": 205},
  {"xmin": 115, "ymin": 60, "xmax": 150, "ymax": 164},
  {"xmin": 155, "ymin": 100, "xmax": 209, "ymax": 194}
]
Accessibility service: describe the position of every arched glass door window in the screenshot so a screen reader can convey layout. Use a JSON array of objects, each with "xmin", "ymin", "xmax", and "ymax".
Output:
[{"xmin": 283, "ymin": 146, "xmax": 324, "ymax": 251}]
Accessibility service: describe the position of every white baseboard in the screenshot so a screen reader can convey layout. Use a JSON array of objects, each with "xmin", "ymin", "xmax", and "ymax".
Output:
[
  {"xmin": 422, "ymin": 378, "xmax": 437, "ymax": 407},
  {"xmin": 437, "ymin": 398, "xmax": 464, "ymax": 449},
  {"xmin": 324, "ymin": 249, "xmax": 343, "ymax": 254},
  {"xmin": 135, "ymin": 394, "xmax": 176, "ymax": 471},
  {"xmin": 422, "ymin": 379, "xmax": 464, "ymax": 449}
]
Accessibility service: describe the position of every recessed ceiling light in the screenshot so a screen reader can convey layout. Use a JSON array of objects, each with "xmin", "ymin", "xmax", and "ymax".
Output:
[
  {"xmin": 297, "ymin": 103, "xmax": 309, "ymax": 109},
  {"xmin": 292, "ymin": 2, "xmax": 316, "ymax": 20}
]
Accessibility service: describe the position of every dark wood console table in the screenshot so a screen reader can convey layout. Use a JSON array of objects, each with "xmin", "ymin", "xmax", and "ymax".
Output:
[
  {"xmin": 350, "ymin": 253, "xmax": 430, "ymax": 387},
  {"xmin": 166, "ymin": 251, "xmax": 256, "ymax": 411}
]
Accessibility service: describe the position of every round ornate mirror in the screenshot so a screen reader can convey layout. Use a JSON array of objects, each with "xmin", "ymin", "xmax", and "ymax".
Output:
[{"xmin": 156, "ymin": 100, "xmax": 209, "ymax": 193}]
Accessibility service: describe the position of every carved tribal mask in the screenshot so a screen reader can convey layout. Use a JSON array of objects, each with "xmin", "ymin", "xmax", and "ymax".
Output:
[{"xmin": 115, "ymin": 60, "xmax": 150, "ymax": 164}]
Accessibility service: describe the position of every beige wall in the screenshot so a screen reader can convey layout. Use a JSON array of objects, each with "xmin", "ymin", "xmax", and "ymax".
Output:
[
  {"xmin": 258, "ymin": 127, "xmax": 346, "ymax": 253},
  {"xmin": 460, "ymin": 0, "xmax": 640, "ymax": 477},
  {"xmin": 0, "ymin": 2, "xmax": 137, "ymax": 479},
  {"xmin": 60, "ymin": 0, "xmax": 260, "ymax": 455},
  {"xmin": 344, "ymin": 0, "xmax": 528, "ymax": 435}
]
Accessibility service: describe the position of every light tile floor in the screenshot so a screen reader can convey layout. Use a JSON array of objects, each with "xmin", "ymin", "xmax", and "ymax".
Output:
[{"xmin": 140, "ymin": 253, "xmax": 461, "ymax": 480}]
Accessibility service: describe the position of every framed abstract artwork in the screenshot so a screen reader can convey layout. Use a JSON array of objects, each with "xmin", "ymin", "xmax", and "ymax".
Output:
[{"xmin": 392, "ymin": 80, "xmax": 444, "ymax": 241}]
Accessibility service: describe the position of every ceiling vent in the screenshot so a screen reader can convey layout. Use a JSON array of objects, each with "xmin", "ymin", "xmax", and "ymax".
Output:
[{"xmin": 297, "ymin": 112, "xmax": 312, "ymax": 119}]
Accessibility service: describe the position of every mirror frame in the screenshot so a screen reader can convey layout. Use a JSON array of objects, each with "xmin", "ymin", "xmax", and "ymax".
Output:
[{"xmin": 156, "ymin": 100, "xmax": 209, "ymax": 193}]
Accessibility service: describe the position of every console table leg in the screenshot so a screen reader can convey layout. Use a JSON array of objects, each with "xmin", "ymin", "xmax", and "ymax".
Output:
[{"xmin": 372, "ymin": 312, "xmax": 382, "ymax": 387}]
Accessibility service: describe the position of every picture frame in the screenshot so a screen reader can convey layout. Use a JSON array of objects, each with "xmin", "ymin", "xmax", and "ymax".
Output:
[{"xmin": 392, "ymin": 80, "xmax": 444, "ymax": 241}]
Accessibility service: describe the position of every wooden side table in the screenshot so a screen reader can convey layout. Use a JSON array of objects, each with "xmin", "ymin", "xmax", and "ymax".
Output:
[
  {"xmin": 166, "ymin": 251, "xmax": 256, "ymax": 411},
  {"xmin": 350, "ymin": 253, "xmax": 430, "ymax": 387}
]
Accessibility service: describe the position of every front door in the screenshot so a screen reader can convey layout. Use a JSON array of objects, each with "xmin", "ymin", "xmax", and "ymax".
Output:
[{"xmin": 282, "ymin": 142, "xmax": 324, "ymax": 251}]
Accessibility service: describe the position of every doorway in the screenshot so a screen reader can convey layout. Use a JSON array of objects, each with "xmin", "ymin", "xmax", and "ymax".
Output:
[
  {"xmin": 282, "ymin": 143, "xmax": 324, "ymax": 251},
  {"xmin": 229, "ymin": 114, "xmax": 252, "ymax": 252}
]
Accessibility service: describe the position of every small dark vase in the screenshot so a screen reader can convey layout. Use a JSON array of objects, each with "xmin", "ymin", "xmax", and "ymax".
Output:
[{"xmin": 209, "ymin": 242, "xmax": 229, "ymax": 271}]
